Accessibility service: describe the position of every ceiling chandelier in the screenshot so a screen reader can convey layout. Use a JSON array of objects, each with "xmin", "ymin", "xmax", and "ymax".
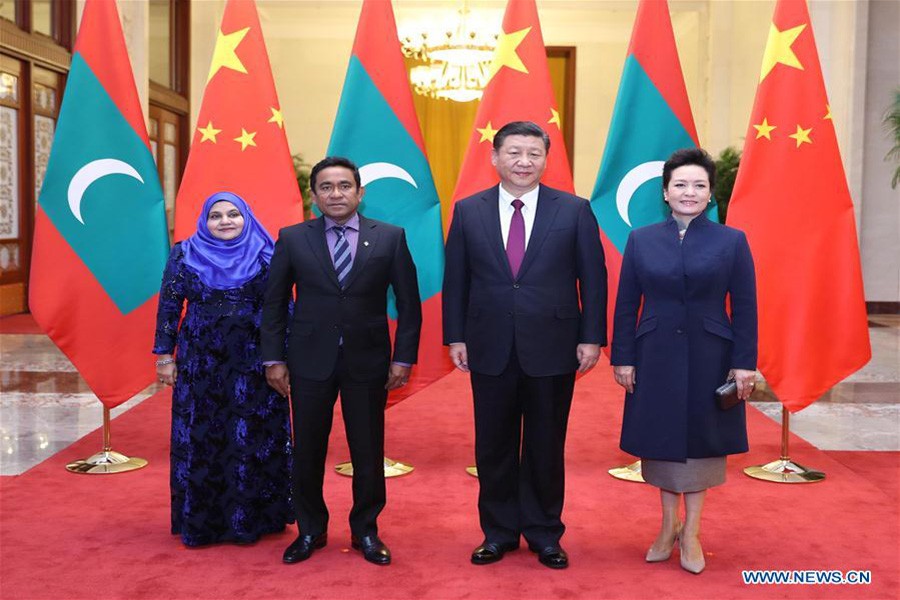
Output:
[{"xmin": 401, "ymin": 4, "xmax": 497, "ymax": 103}]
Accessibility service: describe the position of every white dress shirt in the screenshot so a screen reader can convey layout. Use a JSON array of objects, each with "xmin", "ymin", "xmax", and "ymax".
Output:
[{"xmin": 498, "ymin": 184, "xmax": 539, "ymax": 249}]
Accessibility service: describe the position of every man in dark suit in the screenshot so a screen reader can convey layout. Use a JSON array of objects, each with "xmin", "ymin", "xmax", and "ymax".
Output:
[
  {"xmin": 261, "ymin": 156, "xmax": 421, "ymax": 566},
  {"xmin": 443, "ymin": 121, "xmax": 607, "ymax": 569}
]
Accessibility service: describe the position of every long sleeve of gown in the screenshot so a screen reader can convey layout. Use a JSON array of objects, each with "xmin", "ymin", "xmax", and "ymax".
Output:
[{"xmin": 153, "ymin": 245, "xmax": 186, "ymax": 355}]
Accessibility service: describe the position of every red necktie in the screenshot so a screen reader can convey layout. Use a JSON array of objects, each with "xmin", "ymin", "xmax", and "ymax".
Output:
[{"xmin": 507, "ymin": 199, "xmax": 525, "ymax": 277}]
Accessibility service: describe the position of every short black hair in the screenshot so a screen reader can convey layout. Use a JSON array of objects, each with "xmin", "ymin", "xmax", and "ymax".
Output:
[
  {"xmin": 662, "ymin": 147, "xmax": 716, "ymax": 189},
  {"xmin": 310, "ymin": 156, "xmax": 361, "ymax": 191},
  {"xmin": 493, "ymin": 121, "xmax": 551, "ymax": 153}
]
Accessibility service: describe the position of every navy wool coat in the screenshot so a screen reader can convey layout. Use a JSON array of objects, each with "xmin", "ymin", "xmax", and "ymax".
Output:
[{"xmin": 611, "ymin": 214, "xmax": 758, "ymax": 461}]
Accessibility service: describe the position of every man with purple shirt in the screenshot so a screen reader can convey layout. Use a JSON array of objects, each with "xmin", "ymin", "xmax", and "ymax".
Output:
[{"xmin": 261, "ymin": 156, "xmax": 421, "ymax": 566}]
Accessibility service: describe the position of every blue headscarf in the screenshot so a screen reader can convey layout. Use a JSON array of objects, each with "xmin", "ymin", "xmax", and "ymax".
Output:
[{"xmin": 181, "ymin": 191, "xmax": 274, "ymax": 290}]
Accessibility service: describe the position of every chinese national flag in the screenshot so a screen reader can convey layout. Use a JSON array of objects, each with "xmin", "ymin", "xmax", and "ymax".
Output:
[
  {"xmin": 174, "ymin": 0, "xmax": 302, "ymax": 240},
  {"xmin": 727, "ymin": 0, "xmax": 870, "ymax": 412},
  {"xmin": 451, "ymin": 0, "xmax": 573, "ymax": 203}
]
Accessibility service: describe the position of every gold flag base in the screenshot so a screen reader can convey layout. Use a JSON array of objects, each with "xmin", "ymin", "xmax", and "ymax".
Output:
[
  {"xmin": 66, "ymin": 450, "xmax": 148, "ymax": 475},
  {"xmin": 608, "ymin": 459, "xmax": 646, "ymax": 483},
  {"xmin": 743, "ymin": 457, "xmax": 825, "ymax": 483},
  {"xmin": 744, "ymin": 405, "xmax": 825, "ymax": 484},
  {"xmin": 334, "ymin": 456, "xmax": 414, "ymax": 478},
  {"xmin": 65, "ymin": 406, "xmax": 147, "ymax": 475}
]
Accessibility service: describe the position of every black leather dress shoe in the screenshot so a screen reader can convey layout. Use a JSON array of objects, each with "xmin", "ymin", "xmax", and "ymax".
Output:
[
  {"xmin": 530, "ymin": 545, "xmax": 569, "ymax": 569},
  {"xmin": 351, "ymin": 535, "xmax": 391, "ymax": 565},
  {"xmin": 283, "ymin": 533, "xmax": 327, "ymax": 564},
  {"xmin": 471, "ymin": 541, "xmax": 519, "ymax": 565}
]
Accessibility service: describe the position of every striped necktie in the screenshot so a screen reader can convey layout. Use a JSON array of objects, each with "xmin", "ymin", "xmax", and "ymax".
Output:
[{"xmin": 332, "ymin": 226, "xmax": 352, "ymax": 287}]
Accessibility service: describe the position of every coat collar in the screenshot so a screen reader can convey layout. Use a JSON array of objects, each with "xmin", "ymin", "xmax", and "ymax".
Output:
[
  {"xmin": 305, "ymin": 213, "xmax": 378, "ymax": 290},
  {"xmin": 665, "ymin": 211, "xmax": 711, "ymax": 231},
  {"xmin": 476, "ymin": 184, "xmax": 561, "ymax": 281},
  {"xmin": 341, "ymin": 215, "xmax": 378, "ymax": 290}
]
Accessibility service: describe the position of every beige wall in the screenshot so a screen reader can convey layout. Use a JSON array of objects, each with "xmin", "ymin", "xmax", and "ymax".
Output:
[{"xmin": 184, "ymin": 0, "xmax": 894, "ymax": 300}]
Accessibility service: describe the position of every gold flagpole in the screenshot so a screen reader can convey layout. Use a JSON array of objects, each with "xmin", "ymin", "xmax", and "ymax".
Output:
[
  {"xmin": 66, "ymin": 406, "xmax": 148, "ymax": 474},
  {"xmin": 744, "ymin": 406, "xmax": 825, "ymax": 483}
]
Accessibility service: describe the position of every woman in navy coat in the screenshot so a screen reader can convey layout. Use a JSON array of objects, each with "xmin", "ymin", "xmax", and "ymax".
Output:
[{"xmin": 611, "ymin": 148, "xmax": 758, "ymax": 574}]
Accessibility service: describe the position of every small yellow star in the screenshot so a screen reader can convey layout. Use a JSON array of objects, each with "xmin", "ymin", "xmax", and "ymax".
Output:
[
  {"xmin": 233, "ymin": 128, "xmax": 257, "ymax": 151},
  {"xmin": 208, "ymin": 27, "xmax": 250, "ymax": 82},
  {"xmin": 476, "ymin": 121, "xmax": 498, "ymax": 144},
  {"xmin": 788, "ymin": 124, "xmax": 812, "ymax": 148},
  {"xmin": 268, "ymin": 107, "xmax": 284, "ymax": 129},
  {"xmin": 548, "ymin": 108, "xmax": 561, "ymax": 129},
  {"xmin": 488, "ymin": 27, "xmax": 531, "ymax": 80},
  {"xmin": 760, "ymin": 23, "xmax": 806, "ymax": 82},
  {"xmin": 753, "ymin": 117, "xmax": 777, "ymax": 140},
  {"xmin": 824, "ymin": 104, "xmax": 832, "ymax": 120},
  {"xmin": 198, "ymin": 121, "xmax": 222, "ymax": 143}
]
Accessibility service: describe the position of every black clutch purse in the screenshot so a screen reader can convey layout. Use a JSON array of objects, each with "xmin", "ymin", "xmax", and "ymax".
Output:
[{"xmin": 715, "ymin": 379, "xmax": 741, "ymax": 410}]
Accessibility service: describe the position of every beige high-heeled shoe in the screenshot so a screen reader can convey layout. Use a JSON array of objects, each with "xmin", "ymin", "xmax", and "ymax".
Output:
[
  {"xmin": 645, "ymin": 522, "xmax": 683, "ymax": 562},
  {"xmin": 678, "ymin": 535, "xmax": 706, "ymax": 574}
]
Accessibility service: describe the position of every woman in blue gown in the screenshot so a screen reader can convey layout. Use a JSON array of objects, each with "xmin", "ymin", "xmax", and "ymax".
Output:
[{"xmin": 153, "ymin": 191, "xmax": 292, "ymax": 546}]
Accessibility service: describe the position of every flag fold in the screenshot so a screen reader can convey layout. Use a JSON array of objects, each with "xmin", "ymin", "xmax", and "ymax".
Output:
[
  {"xmin": 328, "ymin": 0, "xmax": 450, "ymax": 404},
  {"xmin": 29, "ymin": 0, "xmax": 169, "ymax": 408},
  {"xmin": 728, "ymin": 0, "xmax": 870, "ymax": 412},
  {"xmin": 174, "ymin": 0, "xmax": 302, "ymax": 241}
]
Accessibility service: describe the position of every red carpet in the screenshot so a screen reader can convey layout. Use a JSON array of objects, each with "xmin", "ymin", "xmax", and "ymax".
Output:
[
  {"xmin": 0, "ymin": 312, "xmax": 42, "ymax": 334},
  {"xmin": 1, "ymin": 363, "xmax": 897, "ymax": 599}
]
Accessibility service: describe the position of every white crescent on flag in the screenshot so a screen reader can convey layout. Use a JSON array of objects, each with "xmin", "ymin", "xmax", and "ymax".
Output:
[
  {"xmin": 616, "ymin": 160, "xmax": 665, "ymax": 227},
  {"xmin": 67, "ymin": 158, "xmax": 144, "ymax": 224},
  {"xmin": 359, "ymin": 162, "xmax": 418, "ymax": 189}
]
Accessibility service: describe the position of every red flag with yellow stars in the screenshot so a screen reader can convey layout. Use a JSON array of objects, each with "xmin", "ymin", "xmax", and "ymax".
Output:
[
  {"xmin": 174, "ymin": 0, "xmax": 303, "ymax": 240},
  {"xmin": 728, "ymin": 0, "xmax": 870, "ymax": 412},
  {"xmin": 451, "ymin": 0, "xmax": 573, "ymax": 203}
]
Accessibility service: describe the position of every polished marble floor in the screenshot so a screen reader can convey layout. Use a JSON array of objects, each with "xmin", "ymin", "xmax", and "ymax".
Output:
[{"xmin": 1, "ymin": 314, "xmax": 897, "ymax": 476}]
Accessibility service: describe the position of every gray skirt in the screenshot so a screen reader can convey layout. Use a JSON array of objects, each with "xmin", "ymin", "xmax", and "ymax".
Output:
[{"xmin": 641, "ymin": 456, "xmax": 726, "ymax": 493}]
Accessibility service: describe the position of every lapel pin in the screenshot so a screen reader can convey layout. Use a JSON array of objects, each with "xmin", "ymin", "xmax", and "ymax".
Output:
[{"xmin": 363, "ymin": 241, "xmax": 370, "ymax": 247}]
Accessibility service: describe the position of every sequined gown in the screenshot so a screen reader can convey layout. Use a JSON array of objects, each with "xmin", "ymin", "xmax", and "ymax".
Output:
[{"xmin": 153, "ymin": 243, "xmax": 292, "ymax": 546}]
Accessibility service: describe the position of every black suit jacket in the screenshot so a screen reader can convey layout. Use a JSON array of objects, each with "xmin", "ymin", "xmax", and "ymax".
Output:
[
  {"xmin": 261, "ymin": 214, "xmax": 421, "ymax": 382},
  {"xmin": 442, "ymin": 184, "xmax": 607, "ymax": 377}
]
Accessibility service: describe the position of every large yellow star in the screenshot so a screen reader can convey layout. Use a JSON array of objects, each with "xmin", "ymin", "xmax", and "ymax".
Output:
[
  {"xmin": 788, "ymin": 124, "xmax": 812, "ymax": 148},
  {"xmin": 234, "ymin": 128, "xmax": 257, "ymax": 151},
  {"xmin": 760, "ymin": 23, "xmax": 806, "ymax": 82},
  {"xmin": 488, "ymin": 27, "xmax": 531, "ymax": 80},
  {"xmin": 548, "ymin": 108, "xmax": 561, "ymax": 129},
  {"xmin": 477, "ymin": 121, "xmax": 498, "ymax": 144},
  {"xmin": 207, "ymin": 27, "xmax": 250, "ymax": 82},
  {"xmin": 753, "ymin": 117, "xmax": 776, "ymax": 140},
  {"xmin": 268, "ymin": 107, "xmax": 284, "ymax": 129},
  {"xmin": 198, "ymin": 121, "xmax": 221, "ymax": 143}
]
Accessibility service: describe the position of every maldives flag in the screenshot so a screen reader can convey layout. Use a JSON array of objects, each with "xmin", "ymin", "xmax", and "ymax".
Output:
[
  {"xmin": 728, "ymin": 0, "xmax": 870, "ymax": 412},
  {"xmin": 328, "ymin": 0, "xmax": 450, "ymax": 404},
  {"xmin": 590, "ymin": 0, "xmax": 715, "ymax": 352},
  {"xmin": 174, "ymin": 0, "xmax": 303, "ymax": 240},
  {"xmin": 452, "ymin": 0, "xmax": 573, "ymax": 202},
  {"xmin": 29, "ymin": 0, "xmax": 169, "ymax": 408}
]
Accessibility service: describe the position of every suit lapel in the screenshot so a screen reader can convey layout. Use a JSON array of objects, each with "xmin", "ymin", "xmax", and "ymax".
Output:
[
  {"xmin": 305, "ymin": 217, "xmax": 341, "ymax": 288},
  {"xmin": 516, "ymin": 185, "xmax": 560, "ymax": 280},
  {"xmin": 477, "ymin": 185, "xmax": 513, "ymax": 280},
  {"xmin": 342, "ymin": 215, "xmax": 378, "ymax": 290}
]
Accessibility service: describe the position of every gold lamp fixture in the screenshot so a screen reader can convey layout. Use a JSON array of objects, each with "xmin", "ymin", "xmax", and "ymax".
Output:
[{"xmin": 401, "ymin": 3, "xmax": 497, "ymax": 103}]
